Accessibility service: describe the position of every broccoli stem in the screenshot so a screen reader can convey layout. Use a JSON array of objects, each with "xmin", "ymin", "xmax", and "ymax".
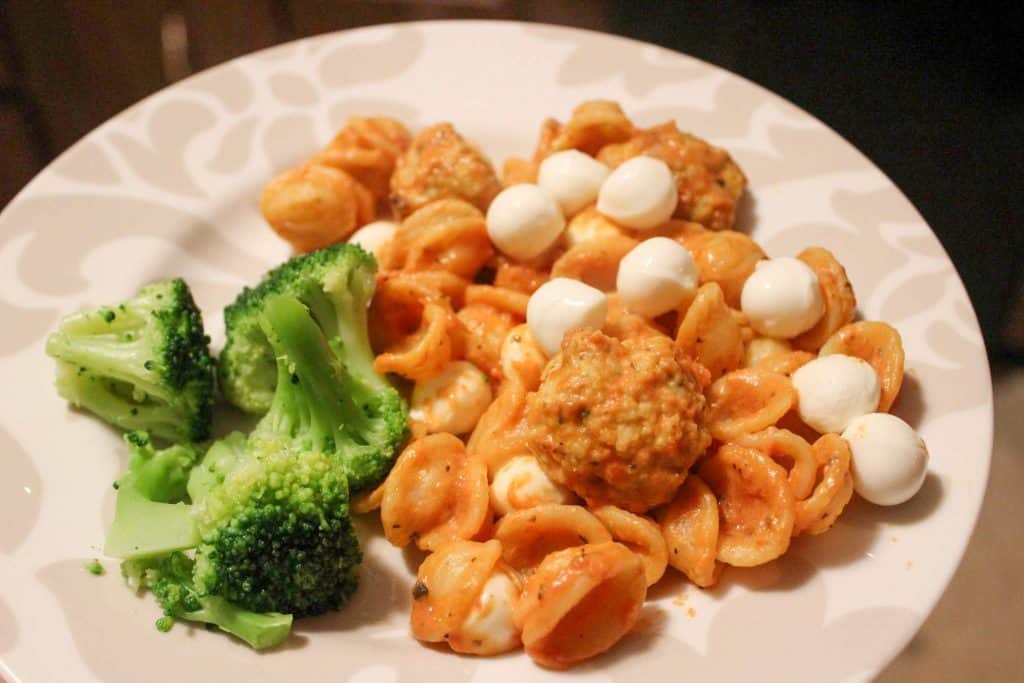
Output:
[
  {"xmin": 182, "ymin": 596, "xmax": 292, "ymax": 650},
  {"xmin": 104, "ymin": 483, "xmax": 199, "ymax": 559},
  {"xmin": 321, "ymin": 269, "xmax": 388, "ymax": 395},
  {"xmin": 53, "ymin": 362, "xmax": 186, "ymax": 444},
  {"xmin": 259, "ymin": 296, "xmax": 373, "ymax": 451}
]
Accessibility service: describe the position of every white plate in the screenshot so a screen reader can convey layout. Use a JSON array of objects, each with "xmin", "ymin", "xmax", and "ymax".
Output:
[{"xmin": 0, "ymin": 21, "xmax": 992, "ymax": 683}]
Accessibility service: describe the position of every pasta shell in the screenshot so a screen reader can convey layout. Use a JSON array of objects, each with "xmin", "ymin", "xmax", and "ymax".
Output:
[
  {"xmin": 675, "ymin": 282, "xmax": 745, "ymax": 380},
  {"xmin": 592, "ymin": 505, "xmax": 669, "ymax": 586},
  {"xmin": 699, "ymin": 444, "xmax": 795, "ymax": 567},
  {"xmin": 513, "ymin": 542, "xmax": 646, "ymax": 669},
  {"xmin": 704, "ymin": 368, "xmax": 797, "ymax": 442},
  {"xmin": 494, "ymin": 504, "xmax": 612, "ymax": 573},
  {"xmin": 381, "ymin": 434, "xmax": 491, "ymax": 551},
  {"xmin": 820, "ymin": 321, "xmax": 905, "ymax": 412},
  {"xmin": 657, "ymin": 475, "xmax": 721, "ymax": 587},
  {"xmin": 791, "ymin": 247, "xmax": 857, "ymax": 351}
]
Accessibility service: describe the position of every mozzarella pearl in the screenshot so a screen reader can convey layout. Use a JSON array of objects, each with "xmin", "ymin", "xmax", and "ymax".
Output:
[
  {"xmin": 347, "ymin": 220, "xmax": 397, "ymax": 261},
  {"xmin": 616, "ymin": 237, "xmax": 699, "ymax": 318},
  {"xmin": 526, "ymin": 278, "xmax": 608, "ymax": 356},
  {"xmin": 740, "ymin": 257, "xmax": 825, "ymax": 338},
  {"xmin": 409, "ymin": 361, "xmax": 493, "ymax": 435},
  {"xmin": 791, "ymin": 354, "xmax": 881, "ymax": 433},
  {"xmin": 843, "ymin": 413, "xmax": 929, "ymax": 505},
  {"xmin": 491, "ymin": 455, "xmax": 575, "ymax": 516},
  {"xmin": 457, "ymin": 568, "xmax": 521, "ymax": 655},
  {"xmin": 596, "ymin": 156, "xmax": 678, "ymax": 229},
  {"xmin": 537, "ymin": 150, "xmax": 610, "ymax": 215},
  {"xmin": 486, "ymin": 184, "xmax": 565, "ymax": 260}
]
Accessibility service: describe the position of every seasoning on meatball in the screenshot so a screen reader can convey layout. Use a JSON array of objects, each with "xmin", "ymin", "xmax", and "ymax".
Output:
[
  {"xmin": 389, "ymin": 123, "xmax": 502, "ymax": 218},
  {"xmin": 524, "ymin": 328, "xmax": 711, "ymax": 513}
]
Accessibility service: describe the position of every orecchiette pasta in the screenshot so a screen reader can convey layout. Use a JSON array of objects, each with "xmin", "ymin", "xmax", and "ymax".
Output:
[
  {"xmin": 794, "ymin": 433, "xmax": 854, "ymax": 535},
  {"xmin": 513, "ymin": 542, "xmax": 647, "ymax": 669},
  {"xmin": 494, "ymin": 504, "xmax": 612, "ymax": 573},
  {"xmin": 791, "ymin": 247, "xmax": 857, "ymax": 351},
  {"xmin": 550, "ymin": 230, "xmax": 638, "ymax": 291},
  {"xmin": 381, "ymin": 434, "xmax": 491, "ymax": 551},
  {"xmin": 820, "ymin": 321, "xmax": 905, "ymax": 412},
  {"xmin": 735, "ymin": 427, "xmax": 819, "ymax": 500},
  {"xmin": 498, "ymin": 324, "xmax": 547, "ymax": 389},
  {"xmin": 316, "ymin": 116, "xmax": 412, "ymax": 201},
  {"xmin": 591, "ymin": 505, "xmax": 669, "ymax": 586},
  {"xmin": 502, "ymin": 156, "xmax": 539, "ymax": 186},
  {"xmin": 369, "ymin": 272, "xmax": 467, "ymax": 380},
  {"xmin": 465, "ymin": 284, "xmax": 531, "ymax": 318},
  {"xmin": 490, "ymin": 456, "xmax": 577, "ymax": 516},
  {"xmin": 457, "ymin": 303, "xmax": 520, "ymax": 382},
  {"xmin": 409, "ymin": 360, "xmax": 493, "ymax": 437},
  {"xmin": 384, "ymin": 198, "xmax": 494, "ymax": 278},
  {"xmin": 681, "ymin": 229, "xmax": 765, "ymax": 307},
  {"xmin": 756, "ymin": 350, "xmax": 815, "ymax": 377},
  {"xmin": 543, "ymin": 100, "xmax": 635, "ymax": 157},
  {"xmin": 490, "ymin": 253, "xmax": 553, "ymax": 294},
  {"xmin": 699, "ymin": 444, "xmax": 795, "ymax": 567},
  {"xmin": 675, "ymin": 282, "xmax": 745, "ymax": 380},
  {"xmin": 410, "ymin": 540, "xmax": 505, "ymax": 646},
  {"xmin": 604, "ymin": 294, "xmax": 670, "ymax": 341},
  {"xmin": 743, "ymin": 336, "xmax": 793, "ymax": 368},
  {"xmin": 657, "ymin": 475, "xmax": 721, "ymax": 587},
  {"xmin": 260, "ymin": 163, "xmax": 375, "ymax": 253},
  {"xmin": 704, "ymin": 368, "xmax": 797, "ymax": 442},
  {"xmin": 323, "ymin": 101, "xmax": 921, "ymax": 670}
]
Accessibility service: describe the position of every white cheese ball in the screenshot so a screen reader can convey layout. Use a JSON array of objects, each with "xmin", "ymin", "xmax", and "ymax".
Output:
[
  {"xmin": 843, "ymin": 413, "xmax": 929, "ymax": 505},
  {"xmin": 596, "ymin": 156, "xmax": 678, "ymax": 229},
  {"xmin": 616, "ymin": 237, "xmax": 699, "ymax": 318},
  {"xmin": 537, "ymin": 150, "xmax": 610, "ymax": 215},
  {"xmin": 791, "ymin": 354, "xmax": 881, "ymax": 433},
  {"xmin": 526, "ymin": 277, "xmax": 608, "ymax": 356},
  {"xmin": 409, "ymin": 361, "xmax": 492, "ymax": 436},
  {"xmin": 457, "ymin": 568, "xmax": 521, "ymax": 655},
  {"xmin": 347, "ymin": 220, "xmax": 397, "ymax": 261},
  {"xmin": 490, "ymin": 455, "xmax": 575, "ymax": 516},
  {"xmin": 486, "ymin": 184, "xmax": 565, "ymax": 260},
  {"xmin": 740, "ymin": 257, "xmax": 825, "ymax": 339}
]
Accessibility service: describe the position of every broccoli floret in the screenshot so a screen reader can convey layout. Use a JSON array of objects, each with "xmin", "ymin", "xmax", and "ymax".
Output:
[
  {"xmin": 122, "ymin": 552, "xmax": 292, "ymax": 650},
  {"xmin": 191, "ymin": 436, "xmax": 361, "ymax": 617},
  {"xmin": 104, "ymin": 432, "xmax": 203, "ymax": 559},
  {"xmin": 220, "ymin": 247, "xmax": 408, "ymax": 490},
  {"xmin": 45, "ymin": 279, "xmax": 215, "ymax": 443},
  {"xmin": 253, "ymin": 294, "xmax": 407, "ymax": 490},
  {"xmin": 106, "ymin": 295, "xmax": 367, "ymax": 646},
  {"xmin": 220, "ymin": 243, "xmax": 387, "ymax": 411}
]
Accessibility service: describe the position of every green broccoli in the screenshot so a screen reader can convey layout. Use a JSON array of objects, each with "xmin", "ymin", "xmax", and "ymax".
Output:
[
  {"xmin": 104, "ymin": 432, "xmax": 203, "ymax": 559},
  {"xmin": 106, "ymin": 295, "xmax": 366, "ymax": 646},
  {"xmin": 122, "ymin": 552, "xmax": 292, "ymax": 649},
  {"xmin": 45, "ymin": 279, "xmax": 215, "ymax": 443},
  {"xmin": 219, "ymin": 245, "xmax": 408, "ymax": 490}
]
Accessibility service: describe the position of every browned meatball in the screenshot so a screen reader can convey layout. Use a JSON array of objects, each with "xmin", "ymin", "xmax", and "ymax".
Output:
[
  {"xmin": 597, "ymin": 121, "xmax": 746, "ymax": 230},
  {"xmin": 389, "ymin": 123, "xmax": 502, "ymax": 218},
  {"xmin": 524, "ymin": 329, "xmax": 711, "ymax": 513}
]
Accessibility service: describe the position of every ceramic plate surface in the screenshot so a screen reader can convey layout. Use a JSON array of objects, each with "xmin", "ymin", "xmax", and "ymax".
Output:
[{"xmin": 0, "ymin": 21, "xmax": 992, "ymax": 683}]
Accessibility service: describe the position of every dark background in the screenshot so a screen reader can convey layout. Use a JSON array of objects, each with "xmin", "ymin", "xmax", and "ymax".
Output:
[{"xmin": 1, "ymin": 0, "xmax": 1021, "ymax": 357}]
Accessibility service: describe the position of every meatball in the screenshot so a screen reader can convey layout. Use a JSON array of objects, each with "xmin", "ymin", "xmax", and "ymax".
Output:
[
  {"xmin": 524, "ymin": 329, "xmax": 711, "ymax": 513},
  {"xmin": 389, "ymin": 123, "xmax": 502, "ymax": 218},
  {"xmin": 597, "ymin": 121, "xmax": 746, "ymax": 230}
]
